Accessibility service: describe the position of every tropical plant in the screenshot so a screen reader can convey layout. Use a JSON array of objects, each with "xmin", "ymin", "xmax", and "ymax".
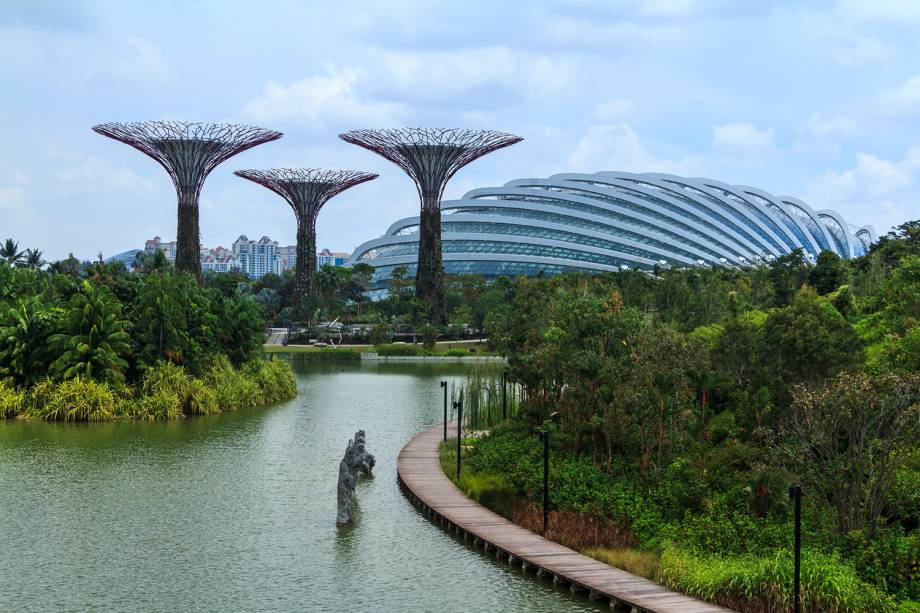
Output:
[
  {"xmin": 48, "ymin": 281, "xmax": 131, "ymax": 383},
  {"xmin": 0, "ymin": 381, "xmax": 24, "ymax": 418},
  {"xmin": 133, "ymin": 272, "xmax": 193, "ymax": 366},
  {"xmin": 0, "ymin": 238, "xmax": 24, "ymax": 266},
  {"xmin": 781, "ymin": 372, "xmax": 920, "ymax": 537},
  {"xmin": 29, "ymin": 376, "xmax": 116, "ymax": 422},
  {"xmin": 0, "ymin": 298, "xmax": 61, "ymax": 386}
]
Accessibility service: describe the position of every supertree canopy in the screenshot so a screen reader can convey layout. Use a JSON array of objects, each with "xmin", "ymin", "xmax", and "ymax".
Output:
[
  {"xmin": 339, "ymin": 128, "xmax": 522, "ymax": 324},
  {"xmin": 92, "ymin": 121, "xmax": 282, "ymax": 278},
  {"xmin": 234, "ymin": 168, "xmax": 377, "ymax": 316}
]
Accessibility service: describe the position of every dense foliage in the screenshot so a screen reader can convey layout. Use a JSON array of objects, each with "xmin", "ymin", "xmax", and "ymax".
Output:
[
  {"xmin": 0, "ymin": 251, "xmax": 294, "ymax": 421},
  {"xmin": 460, "ymin": 222, "xmax": 920, "ymax": 610}
]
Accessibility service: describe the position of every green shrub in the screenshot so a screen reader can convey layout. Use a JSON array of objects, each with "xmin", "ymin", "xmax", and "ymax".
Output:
[
  {"xmin": 246, "ymin": 359, "xmax": 296, "ymax": 404},
  {"xmin": 375, "ymin": 343, "xmax": 421, "ymax": 356},
  {"xmin": 445, "ymin": 348, "xmax": 468, "ymax": 357},
  {"xmin": 659, "ymin": 546, "xmax": 896, "ymax": 612},
  {"xmin": 131, "ymin": 389, "xmax": 182, "ymax": 421},
  {"xmin": 206, "ymin": 356, "xmax": 247, "ymax": 410},
  {"xmin": 30, "ymin": 377, "xmax": 116, "ymax": 422},
  {"xmin": 369, "ymin": 324, "xmax": 389, "ymax": 345},
  {"xmin": 420, "ymin": 324, "xmax": 438, "ymax": 351},
  {"xmin": 141, "ymin": 361, "xmax": 190, "ymax": 406},
  {"xmin": 0, "ymin": 381, "xmax": 24, "ymax": 418},
  {"xmin": 186, "ymin": 378, "xmax": 219, "ymax": 415}
]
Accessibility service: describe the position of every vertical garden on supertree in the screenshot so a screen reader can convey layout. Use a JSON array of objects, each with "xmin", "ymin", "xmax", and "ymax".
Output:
[
  {"xmin": 339, "ymin": 128, "xmax": 522, "ymax": 324},
  {"xmin": 234, "ymin": 168, "xmax": 377, "ymax": 317},
  {"xmin": 92, "ymin": 121, "xmax": 282, "ymax": 279}
]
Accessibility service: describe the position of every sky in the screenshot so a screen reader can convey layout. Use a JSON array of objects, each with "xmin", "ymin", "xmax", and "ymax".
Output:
[{"xmin": 2, "ymin": 0, "xmax": 920, "ymax": 262}]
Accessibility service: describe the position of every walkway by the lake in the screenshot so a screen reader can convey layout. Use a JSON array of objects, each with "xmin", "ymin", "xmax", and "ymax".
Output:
[{"xmin": 397, "ymin": 422, "xmax": 734, "ymax": 613}]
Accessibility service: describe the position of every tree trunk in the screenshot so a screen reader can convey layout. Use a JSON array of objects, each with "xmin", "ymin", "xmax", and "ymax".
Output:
[
  {"xmin": 176, "ymin": 191, "xmax": 201, "ymax": 280},
  {"xmin": 294, "ymin": 219, "xmax": 316, "ymax": 320},
  {"xmin": 416, "ymin": 194, "xmax": 447, "ymax": 325}
]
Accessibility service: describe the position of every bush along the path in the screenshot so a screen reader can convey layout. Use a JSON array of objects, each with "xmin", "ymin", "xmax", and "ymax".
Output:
[{"xmin": 447, "ymin": 423, "xmax": 917, "ymax": 612}]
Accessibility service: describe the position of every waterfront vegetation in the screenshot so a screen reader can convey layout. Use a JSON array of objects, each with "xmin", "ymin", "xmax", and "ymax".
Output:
[
  {"xmin": 0, "ymin": 251, "xmax": 296, "ymax": 421},
  {"xmin": 441, "ymin": 222, "xmax": 920, "ymax": 611}
]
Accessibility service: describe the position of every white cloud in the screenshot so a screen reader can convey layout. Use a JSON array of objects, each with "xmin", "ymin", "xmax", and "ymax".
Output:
[
  {"xmin": 829, "ymin": 36, "xmax": 891, "ymax": 67},
  {"xmin": 805, "ymin": 113, "xmax": 857, "ymax": 138},
  {"xmin": 872, "ymin": 75, "xmax": 920, "ymax": 116},
  {"xmin": 85, "ymin": 37, "xmax": 171, "ymax": 84},
  {"xmin": 0, "ymin": 185, "xmax": 25, "ymax": 210},
  {"xmin": 373, "ymin": 46, "xmax": 579, "ymax": 102},
  {"xmin": 544, "ymin": 18, "xmax": 686, "ymax": 48},
  {"xmin": 805, "ymin": 147, "xmax": 920, "ymax": 231},
  {"xmin": 59, "ymin": 157, "xmax": 154, "ymax": 192},
  {"xmin": 837, "ymin": 0, "xmax": 920, "ymax": 23},
  {"xmin": 592, "ymin": 98, "xmax": 636, "ymax": 122},
  {"xmin": 241, "ymin": 65, "xmax": 403, "ymax": 128},
  {"xmin": 567, "ymin": 123, "xmax": 697, "ymax": 174},
  {"xmin": 712, "ymin": 122, "xmax": 775, "ymax": 155}
]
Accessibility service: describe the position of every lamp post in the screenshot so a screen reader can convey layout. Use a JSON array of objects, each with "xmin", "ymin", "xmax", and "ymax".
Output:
[
  {"xmin": 789, "ymin": 485, "xmax": 802, "ymax": 613},
  {"xmin": 455, "ymin": 392, "xmax": 464, "ymax": 481},
  {"xmin": 440, "ymin": 380, "xmax": 448, "ymax": 441},
  {"xmin": 501, "ymin": 370, "xmax": 507, "ymax": 420},
  {"xmin": 539, "ymin": 429, "xmax": 549, "ymax": 535}
]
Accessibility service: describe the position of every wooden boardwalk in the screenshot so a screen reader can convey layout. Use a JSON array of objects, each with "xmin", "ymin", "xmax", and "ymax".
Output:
[{"xmin": 397, "ymin": 422, "xmax": 733, "ymax": 613}]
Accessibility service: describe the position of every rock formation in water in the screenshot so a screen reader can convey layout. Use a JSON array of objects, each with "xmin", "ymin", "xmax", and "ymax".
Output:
[{"xmin": 336, "ymin": 430, "xmax": 376, "ymax": 524}]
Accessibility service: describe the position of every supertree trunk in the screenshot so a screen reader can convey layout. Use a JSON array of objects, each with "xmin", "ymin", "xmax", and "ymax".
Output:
[
  {"xmin": 176, "ymin": 192, "xmax": 201, "ymax": 278},
  {"xmin": 417, "ymin": 194, "xmax": 446, "ymax": 324},
  {"xmin": 294, "ymin": 220, "xmax": 317, "ymax": 317}
]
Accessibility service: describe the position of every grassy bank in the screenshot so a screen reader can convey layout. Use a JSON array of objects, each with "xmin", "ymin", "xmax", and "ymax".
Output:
[
  {"xmin": 263, "ymin": 341, "xmax": 499, "ymax": 357},
  {"xmin": 263, "ymin": 347, "xmax": 362, "ymax": 361},
  {"xmin": 0, "ymin": 356, "xmax": 297, "ymax": 422},
  {"xmin": 439, "ymin": 427, "xmax": 916, "ymax": 612}
]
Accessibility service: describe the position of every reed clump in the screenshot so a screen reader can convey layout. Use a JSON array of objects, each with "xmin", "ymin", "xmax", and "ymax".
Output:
[
  {"xmin": 450, "ymin": 365, "xmax": 521, "ymax": 430},
  {"xmin": 0, "ymin": 381, "xmax": 24, "ymax": 418}
]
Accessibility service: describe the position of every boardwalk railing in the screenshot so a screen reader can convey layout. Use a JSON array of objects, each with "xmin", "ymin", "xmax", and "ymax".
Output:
[{"xmin": 396, "ymin": 422, "xmax": 734, "ymax": 613}]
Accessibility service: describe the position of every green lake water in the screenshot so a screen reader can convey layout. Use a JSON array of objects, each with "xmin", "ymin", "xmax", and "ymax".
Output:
[{"xmin": 0, "ymin": 363, "xmax": 604, "ymax": 612}]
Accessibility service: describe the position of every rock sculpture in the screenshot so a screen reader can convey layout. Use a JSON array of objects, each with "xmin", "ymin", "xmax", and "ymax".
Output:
[{"xmin": 336, "ymin": 430, "xmax": 376, "ymax": 524}]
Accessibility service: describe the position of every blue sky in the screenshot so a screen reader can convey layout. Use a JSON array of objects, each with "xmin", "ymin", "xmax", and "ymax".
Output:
[{"xmin": 2, "ymin": 0, "xmax": 919, "ymax": 261}]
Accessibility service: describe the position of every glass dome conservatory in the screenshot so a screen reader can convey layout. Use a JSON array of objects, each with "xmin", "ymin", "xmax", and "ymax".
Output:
[{"xmin": 348, "ymin": 171, "xmax": 875, "ymax": 290}]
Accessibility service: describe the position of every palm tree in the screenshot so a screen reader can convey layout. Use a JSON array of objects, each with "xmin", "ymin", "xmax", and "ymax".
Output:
[
  {"xmin": 48, "ymin": 281, "xmax": 132, "ymax": 383},
  {"xmin": 0, "ymin": 298, "xmax": 53, "ymax": 385},
  {"xmin": 23, "ymin": 249, "xmax": 45, "ymax": 269},
  {"xmin": 1, "ymin": 239, "xmax": 24, "ymax": 266},
  {"xmin": 315, "ymin": 265, "xmax": 341, "ymax": 300}
]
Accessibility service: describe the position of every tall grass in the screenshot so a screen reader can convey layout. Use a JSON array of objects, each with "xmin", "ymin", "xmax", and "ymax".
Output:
[
  {"xmin": 0, "ymin": 381, "xmax": 24, "ymax": 418},
  {"xmin": 449, "ymin": 365, "xmax": 521, "ymax": 430},
  {"xmin": 658, "ymin": 546, "xmax": 897, "ymax": 612},
  {"xmin": 583, "ymin": 547, "xmax": 661, "ymax": 580},
  {"xmin": 28, "ymin": 376, "xmax": 116, "ymax": 422}
]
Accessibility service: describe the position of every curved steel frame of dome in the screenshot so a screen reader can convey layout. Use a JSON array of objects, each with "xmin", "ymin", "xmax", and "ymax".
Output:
[{"xmin": 348, "ymin": 171, "xmax": 875, "ymax": 289}]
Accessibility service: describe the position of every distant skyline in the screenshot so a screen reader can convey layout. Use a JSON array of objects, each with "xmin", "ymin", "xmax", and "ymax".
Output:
[{"xmin": 3, "ymin": 0, "xmax": 920, "ymax": 261}]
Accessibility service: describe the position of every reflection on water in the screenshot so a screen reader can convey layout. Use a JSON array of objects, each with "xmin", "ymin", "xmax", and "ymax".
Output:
[{"xmin": 0, "ymin": 362, "xmax": 603, "ymax": 612}]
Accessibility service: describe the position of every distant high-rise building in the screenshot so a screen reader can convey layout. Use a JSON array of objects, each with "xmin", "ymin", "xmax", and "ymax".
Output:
[
  {"xmin": 141, "ymin": 235, "xmax": 344, "ymax": 278},
  {"xmin": 144, "ymin": 236, "xmax": 177, "ymax": 263},
  {"xmin": 317, "ymin": 248, "xmax": 350, "ymax": 269},
  {"xmin": 233, "ymin": 235, "xmax": 280, "ymax": 279},
  {"xmin": 201, "ymin": 246, "xmax": 239, "ymax": 273},
  {"xmin": 276, "ymin": 244, "xmax": 297, "ymax": 274}
]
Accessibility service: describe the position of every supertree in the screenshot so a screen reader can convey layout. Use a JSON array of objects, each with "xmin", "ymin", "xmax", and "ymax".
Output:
[
  {"xmin": 92, "ymin": 121, "xmax": 282, "ymax": 279},
  {"xmin": 234, "ymin": 168, "xmax": 377, "ymax": 316},
  {"xmin": 339, "ymin": 128, "xmax": 522, "ymax": 324}
]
